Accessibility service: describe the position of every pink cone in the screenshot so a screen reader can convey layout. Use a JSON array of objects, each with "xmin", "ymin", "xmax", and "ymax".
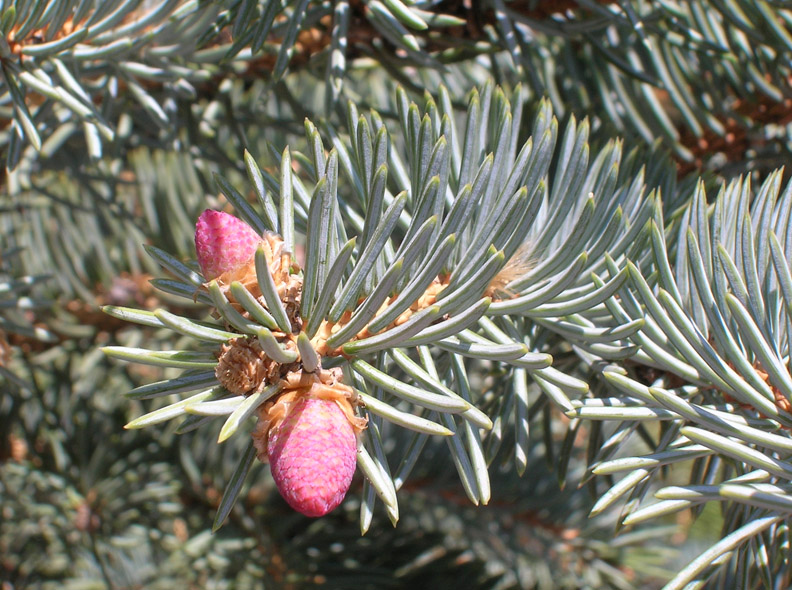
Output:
[
  {"xmin": 268, "ymin": 396, "xmax": 357, "ymax": 517},
  {"xmin": 194, "ymin": 210, "xmax": 262, "ymax": 280}
]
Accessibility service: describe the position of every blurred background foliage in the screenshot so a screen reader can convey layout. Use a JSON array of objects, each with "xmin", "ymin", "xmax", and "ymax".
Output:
[{"xmin": 3, "ymin": 1, "xmax": 792, "ymax": 588}]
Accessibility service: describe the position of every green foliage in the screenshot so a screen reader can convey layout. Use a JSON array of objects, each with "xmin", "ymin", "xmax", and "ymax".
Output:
[
  {"xmin": 3, "ymin": 1, "xmax": 792, "ymax": 589},
  {"xmin": 572, "ymin": 170, "xmax": 792, "ymax": 588},
  {"xmin": 3, "ymin": 1, "xmax": 792, "ymax": 174}
]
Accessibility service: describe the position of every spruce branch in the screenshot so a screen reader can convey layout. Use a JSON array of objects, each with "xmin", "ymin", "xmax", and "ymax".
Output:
[
  {"xmin": 0, "ymin": 244, "xmax": 58, "ymax": 443},
  {"xmin": 4, "ymin": 1, "xmax": 792, "ymax": 175},
  {"xmin": 100, "ymin": 81, "xmax": 667, "ymax": 530},
  {"xmin": 572, "ymin": 170, "xmax": 792, "ymax": 589}
]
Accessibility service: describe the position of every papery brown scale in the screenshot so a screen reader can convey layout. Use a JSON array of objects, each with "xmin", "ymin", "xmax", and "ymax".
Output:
[{"xmin": 215, "ymin": 338, "xmax": 276, "ymax": 395}]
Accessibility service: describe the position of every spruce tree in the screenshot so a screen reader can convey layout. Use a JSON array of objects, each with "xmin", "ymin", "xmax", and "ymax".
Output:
[{"xmin": 2, "ymin": 2, "xmax": 792, "ymax": 588}]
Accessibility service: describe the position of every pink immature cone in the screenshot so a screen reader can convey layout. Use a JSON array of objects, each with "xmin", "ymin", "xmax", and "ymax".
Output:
[
  {"xmin": 194, "ymin": 209, "xmax": 262, "ymax": 280},
  {"xmin": 267, "ymin": 396, "xmax": 357, "ymax": 517}
]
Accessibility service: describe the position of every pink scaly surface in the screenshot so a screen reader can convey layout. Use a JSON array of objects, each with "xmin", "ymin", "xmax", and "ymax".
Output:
[
  {"xmin": 268, "ymin": 397, "xmax": 357, "ymax": 517},
  {"xmin": 194, "ymin": 209, "xmax": 262, "ymax": 280}
]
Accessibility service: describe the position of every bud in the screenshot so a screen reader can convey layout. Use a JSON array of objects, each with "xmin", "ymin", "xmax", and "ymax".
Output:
[
  {"xmin": 194, "ymin": 210, "xmax": 262, "ymax": 280},
  {"xmin": 215, "ymin": 337, "xmax": 279, "ymax": 395},
  {"xmin": 264, "ymin": 396, "xmax": 357, "ymax": 517}
]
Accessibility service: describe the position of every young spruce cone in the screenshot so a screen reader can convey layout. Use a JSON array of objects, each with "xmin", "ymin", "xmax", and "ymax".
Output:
[
  {"xmin": 252, "ymin": 371, "xmax": 366, "ymax": 517},
  {"xmin": 195, "ymin": 209, "xmax": 263, "ymax": 280},
  {"xmin": 257, "ymin": 394, "xmax": 358, "ymax": 516}
]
